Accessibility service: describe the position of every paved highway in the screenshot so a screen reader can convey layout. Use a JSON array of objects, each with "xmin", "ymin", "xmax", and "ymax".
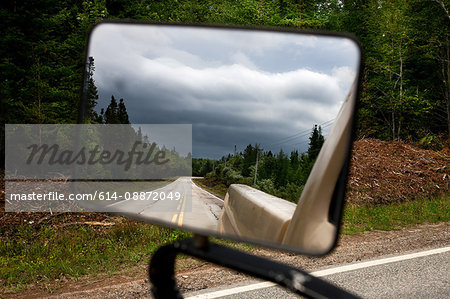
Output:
[
  {"xmin": 185, "ymin": 246, "xmax": 450, "ymax": 298},
  {"xmin": 104, "ymin": 177, "xmax": 223, "ymax": 231}
]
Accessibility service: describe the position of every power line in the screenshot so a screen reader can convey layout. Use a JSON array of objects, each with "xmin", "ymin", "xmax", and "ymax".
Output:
[
  {"xmin": 227, "ymin": 119, "xmax": 335, "ymax": 158},
  {"xmin": 261, "ymin": 118, "xmax": 334, "ymax": 149}
]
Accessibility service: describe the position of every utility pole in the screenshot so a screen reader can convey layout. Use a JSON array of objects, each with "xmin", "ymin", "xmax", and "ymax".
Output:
[{"xmin": 253, "ymin": 145, "xmax": 259, "ymax": 186}]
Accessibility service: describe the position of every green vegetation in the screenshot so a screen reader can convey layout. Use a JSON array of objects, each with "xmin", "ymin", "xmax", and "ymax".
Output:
[
  {"xmin": 342, "ymin": 194, "xmax": 450, "ymax": 235},
  {"xmin": 193, "ymin": 178, "xmax": 228, "ymax": 198},
  {"xmin": 193, "ymin": 125, "xmax": 324, "ymax": 203},
  {"xmin": 0, "ymin": 220, "xmax": 191, "ymax": 292}
]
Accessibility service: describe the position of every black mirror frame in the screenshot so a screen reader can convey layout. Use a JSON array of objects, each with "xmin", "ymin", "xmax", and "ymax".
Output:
[{"xmin": 79, "ymin": 20, "xmax": 363, "ymax": 257}]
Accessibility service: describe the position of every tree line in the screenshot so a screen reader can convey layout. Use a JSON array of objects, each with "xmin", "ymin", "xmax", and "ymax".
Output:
[
  {"xmin": 193, "ymin": 125, "xmax": 325, "ymax": 202},
  {"xmin": 1, "ymin": 0, "xmax": 449, "ymax": 169}
]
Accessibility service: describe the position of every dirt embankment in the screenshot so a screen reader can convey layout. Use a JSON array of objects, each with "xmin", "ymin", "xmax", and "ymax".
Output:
[{"xmin": 346, "ymin": 139, "xmax": 449, "ymax": 206}]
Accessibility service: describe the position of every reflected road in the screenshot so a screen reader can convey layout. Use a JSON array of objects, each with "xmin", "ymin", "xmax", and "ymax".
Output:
[{"xmin": 106, "ymin": 177, "xmax": 223, "ymax": 231}]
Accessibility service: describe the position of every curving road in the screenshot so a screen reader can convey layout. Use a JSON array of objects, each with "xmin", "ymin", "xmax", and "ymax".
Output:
[{"xmin": 104, "ymin": 177, "xmax": 224, "ymax": 231}]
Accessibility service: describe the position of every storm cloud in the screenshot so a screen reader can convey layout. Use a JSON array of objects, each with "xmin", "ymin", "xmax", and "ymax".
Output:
[{"xmin": 88, "ymin": 24, "xmax": 360, "ymax": 158}]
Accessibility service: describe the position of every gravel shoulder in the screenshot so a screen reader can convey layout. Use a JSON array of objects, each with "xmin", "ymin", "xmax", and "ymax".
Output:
[{"xmin": 5, "ymin": 222, "xmax": 448, "ymax": 299}]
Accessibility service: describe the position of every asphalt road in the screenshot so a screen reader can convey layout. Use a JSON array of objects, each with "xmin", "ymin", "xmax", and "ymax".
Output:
[
  {"xmin": 104, "ymin": 177, "xmax": 223, "ymax": 231},
  {"xmin": 185, "ymin": 247, "xmax": 450, "ymax": 298}
]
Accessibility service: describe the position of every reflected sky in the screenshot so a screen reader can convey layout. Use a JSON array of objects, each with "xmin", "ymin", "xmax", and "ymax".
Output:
[{"xmin": 88, "ymin": 24, "xmax": 360, "ymax": 158}]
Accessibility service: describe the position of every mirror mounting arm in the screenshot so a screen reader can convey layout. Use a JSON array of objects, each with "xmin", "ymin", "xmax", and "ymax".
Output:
[{"xmin": 148, "ymin": 237, "xmax": 359, "ymax": 299}]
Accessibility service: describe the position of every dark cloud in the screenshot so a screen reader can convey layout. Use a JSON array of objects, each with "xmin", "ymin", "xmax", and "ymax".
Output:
[{"xmin": 90, "ymin": 24, "xmax": 359, "ymax": 158}]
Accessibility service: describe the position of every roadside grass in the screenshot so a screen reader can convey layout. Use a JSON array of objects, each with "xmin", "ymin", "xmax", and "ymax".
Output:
[
  {"xmin": 192, "ymin": 178, "xmax": 227, "ymax": 198},
  {"xmin": 0, "ymin": 219, "xmax": 255, "ymax": 294},
  {"xmin": 342, "ymin": 193, "xmax": 449, "ymax": 234},
  {"xmin": 0, "ymin": 220, "xmax": 191, "ymax": 293}
]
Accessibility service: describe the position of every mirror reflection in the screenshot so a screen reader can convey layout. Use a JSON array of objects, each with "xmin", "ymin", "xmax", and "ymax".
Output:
[{"xmin": 83, "ymin": 23, "xmax": 360, "ymax": 252}]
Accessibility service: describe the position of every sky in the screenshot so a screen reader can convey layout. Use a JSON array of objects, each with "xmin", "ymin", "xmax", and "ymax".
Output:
[{"xmin": 88, "ymin": 23, "xmax": 360, "ymax": 159}]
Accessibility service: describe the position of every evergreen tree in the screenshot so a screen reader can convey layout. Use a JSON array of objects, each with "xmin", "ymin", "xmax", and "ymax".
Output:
[
  {"xmin": 118, "ymin": 98, "xmax": 130, "ymax": 124},
  {"xmin": 102, "ymin": 95, "xmax": 131, "ymax": 124},
  {"xmin": 241, "ymin": 144, "xmax": 257, "ymax": 177},
  {"xmin": 104, "ymin": 95, "xmax": 119, "ymax": 124},
  {"xmin": 274, "ymin": 148, "xmax": 289, "ymax": 188},
  {"xmin": 307, "ymin": 125, "xmax": 325, "ymax": 160},
  {"xmin": 258, "ymin": 152, "xmax": 276, "ymax": 180},
  {"xmin": 86, "ymin": 56, "xmax": 99, "ymax": 123},
  {"xmin": 290, "ymin": 150, "xmax": 299, "ymax": 168}
]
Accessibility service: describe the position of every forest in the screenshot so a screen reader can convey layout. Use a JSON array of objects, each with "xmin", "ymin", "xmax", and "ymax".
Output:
[
  {"xmin": 1, "ymin": 0, "xmax": 449, "ymax": 166},
  {"xmin": 193, "ymin": 125, "xmax": 325, "ymax": 202}
]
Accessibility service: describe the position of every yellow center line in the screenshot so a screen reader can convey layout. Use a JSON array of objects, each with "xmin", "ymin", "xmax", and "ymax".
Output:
[
  {"xmin": 172, "ymin": 185, "xmax": 187, "ymax": 226},
  {"xmin": 177, "ymin": 185, "xmax": 187, "ymax": 227},
  {"xmin": 171, "ymin": 213, "xmax": 178, "ymax": 223}
]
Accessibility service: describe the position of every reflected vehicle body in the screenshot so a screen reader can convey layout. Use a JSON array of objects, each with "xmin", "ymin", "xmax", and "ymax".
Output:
[{"xmin": 80, "ymin": 22, "xmax": 361, "ymax": 256}]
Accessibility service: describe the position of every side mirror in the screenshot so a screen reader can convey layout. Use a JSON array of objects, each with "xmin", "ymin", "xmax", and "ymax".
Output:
[{"xmin": 81, "ymin": 22, "xmax": 360, "ymax": 255}]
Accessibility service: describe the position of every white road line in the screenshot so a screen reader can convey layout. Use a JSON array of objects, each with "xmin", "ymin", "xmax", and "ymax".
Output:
[
  {"xmin": 185, "ymin": 246, "xmax": 450, "ymax": 299},
  {"xmin": 186, "ymin": 282, "xmax": 275, "ymax": 299},
  {"xmin": 311, "ymin": 246, "xmax": 450, "ymax": 277},
  {"xmin": 191, "ymin": 179, "xmax": 224, "ymax": 202}
]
